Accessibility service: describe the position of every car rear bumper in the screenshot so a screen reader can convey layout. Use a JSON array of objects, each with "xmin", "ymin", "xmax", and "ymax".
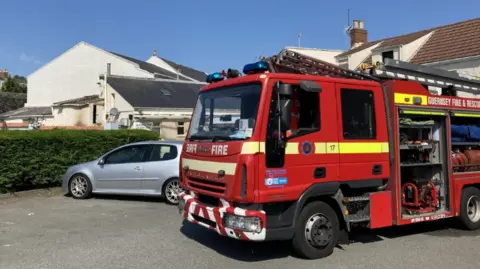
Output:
[{"xmin": 178, "ymin": 191, "xmax": 268, "ymax": 241}]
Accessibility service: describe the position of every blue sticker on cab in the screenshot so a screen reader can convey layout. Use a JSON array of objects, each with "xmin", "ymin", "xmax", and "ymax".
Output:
[{"xmin": 265, "ymin": 177, "xmax": 288, "ymax": 187}]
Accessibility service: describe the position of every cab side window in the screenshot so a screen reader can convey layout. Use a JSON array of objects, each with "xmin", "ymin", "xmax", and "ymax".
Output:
[
  {"xmin": 341, "ymin": 89, "xmax": 376, "ymax": 139},
  {"xmin": 289, "ymin": 86, "xmax": 320, "ymax": 137}
]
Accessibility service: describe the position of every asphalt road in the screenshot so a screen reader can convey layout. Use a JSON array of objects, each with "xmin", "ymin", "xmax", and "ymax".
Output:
[{"xmin": 1, "ymin": 192, "xmax": 480, "ymax": 269}]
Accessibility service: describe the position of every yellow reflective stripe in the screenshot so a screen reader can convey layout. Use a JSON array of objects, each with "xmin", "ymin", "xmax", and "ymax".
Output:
[
  {"xmin": 394, "ymin": 93, "xmax": 427, "ymax": 105},
  {"xmin": 314, "ymin": 143, "xmax": 327, "ymax": 154},
  {"xmin": 338, "ymin": 142, "xmax": 389, "ymax": 154},
  {"xmin": 314, "ymin": 142, "xmax": 340, "ymax": 154},
  {"xmin": 327, "ymin": 142, "xmax": 340, "ymax": 153},
  {"xmin": 381, "ymin": 142, "xmax": 389, "ymax": 153},
  {"xmin": 453, "ymin": 113, "xmax": 480, "ymax": 118},
  {"xmin": 240, "ymin": 142, "xmax": 265, "ymax": 154},
  {"xmin": 259, "ymin": 142, "xmax": 265, "ymax": 153},
  {"xmin": 240, "ymin": 142, "xmax": 389, "ymax": 154},
  {"xmin": 402, "ymin": 110, "xmax": 446, "ymax": 116},
  {"xmin": 182, "ymin": 158, "xmax": 236, "ymax": 175},
  {"xmin": 241, "ymin": 142, "xmax": 262, "ymax": 154},
  {"xmin": 285, "ymin": 142, "xmax": 299, "ymax": 154}
]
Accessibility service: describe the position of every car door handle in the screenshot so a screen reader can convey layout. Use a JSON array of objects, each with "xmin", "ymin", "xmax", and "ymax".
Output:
[{"xmin": 134, "ymin": 166, "xmax": 143, "ymax": 171}]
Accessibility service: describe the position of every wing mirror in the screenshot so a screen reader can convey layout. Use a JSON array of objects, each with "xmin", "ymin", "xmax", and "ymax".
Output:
[
  {"xmin": 98, "ymin": 158, "xmax": 105, "ymax": 165},
  {"xmin": 272, "ymin": 81, "xmax": 293, "ymax": 148}
]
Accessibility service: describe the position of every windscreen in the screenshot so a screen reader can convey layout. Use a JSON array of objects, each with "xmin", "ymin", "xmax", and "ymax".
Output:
[{"xmin": 187, "ymin": 83, "xmax": 262, "ymax": 141}]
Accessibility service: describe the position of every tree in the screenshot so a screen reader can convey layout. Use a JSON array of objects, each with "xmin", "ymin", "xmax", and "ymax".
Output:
[{"xmin": 1, "ymin": 75, "xmax": 27, "ymax": 93}]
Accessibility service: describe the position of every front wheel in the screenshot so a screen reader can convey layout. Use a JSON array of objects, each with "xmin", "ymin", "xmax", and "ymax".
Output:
[
  {"xmin": 69, "ymin": 174, "xmax": 92, "ymax": 199},
  {"xmin": 162, "ymin": 178, "xmax": 183, "ymax": 205},
  {"xmin": 459, "ymin": 187, "xmax": 480, "ymax": 230},
  {"xmin": 292, "ymin": 201, "xmax": 340, "ymax": 259}
]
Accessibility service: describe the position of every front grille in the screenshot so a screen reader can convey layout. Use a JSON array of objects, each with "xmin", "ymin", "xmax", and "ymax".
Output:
[
  {"xmin": 188, "ymin": 177, "xmax": 226, "ymax": 194},
  {"xmin": 198, "ymin": 194, "xmax": 220, "ymax": 207}
]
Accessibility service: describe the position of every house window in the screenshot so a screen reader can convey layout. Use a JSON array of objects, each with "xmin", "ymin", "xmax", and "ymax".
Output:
[
  {"xmin": 177, "ymin": 121, "xmax": 185, "ymax": 135},
  {"xmin": 340, "ymin": 89, "xmax": 376, "ymax": 139},
  {"xmin": 382, "ymin": 51, "xmax": 394, "ymax": 62}
]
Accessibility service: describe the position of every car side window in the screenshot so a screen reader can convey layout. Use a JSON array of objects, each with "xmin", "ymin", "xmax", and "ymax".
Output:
[
  {"xmin": 104, "ymin": 145, "xmax": 150, "ymax": 164},
  {"xmin": 148, "ymin": 145, "xmax": 178, "ymax": 162}
]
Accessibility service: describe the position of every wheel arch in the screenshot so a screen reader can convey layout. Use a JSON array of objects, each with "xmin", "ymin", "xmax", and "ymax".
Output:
[
  {"xmin": 292, "ymin": 182, "xmax": 346, "ymax": 229},
  {"xmin": 462, "ymin": 183, "xmax": 480, "ymax": 192}
]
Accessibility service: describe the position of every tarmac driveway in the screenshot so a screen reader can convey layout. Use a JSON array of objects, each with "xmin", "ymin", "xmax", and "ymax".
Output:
[{"xmin": 1, "ymin": 190, "xmax": 479, "ymax": 269}]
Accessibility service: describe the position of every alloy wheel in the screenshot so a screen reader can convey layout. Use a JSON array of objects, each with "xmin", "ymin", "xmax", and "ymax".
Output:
[
  {"xmin": 70, "ymin": 175, "xmax": 88, "ymax": 198},
  {"xmin": 165, "ymin": 179, "xmax": 182, "ymax": 204}
]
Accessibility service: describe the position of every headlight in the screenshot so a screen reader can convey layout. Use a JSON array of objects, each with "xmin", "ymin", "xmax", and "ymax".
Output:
[{"xmin": 223, "ymin": 214, "xmax": 262, "ymax": 233}]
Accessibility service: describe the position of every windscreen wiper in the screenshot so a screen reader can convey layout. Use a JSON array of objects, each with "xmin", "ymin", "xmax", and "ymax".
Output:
[
  {"xmin": 189, "ymin": 134, "xmax": 212, "ymax": 141},
  {"xmin": 212, "ymin": 136, "xmax": 244, "ymax": 142}
]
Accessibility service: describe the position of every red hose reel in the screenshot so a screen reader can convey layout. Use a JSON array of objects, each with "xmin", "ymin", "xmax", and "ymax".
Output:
[{"xmin": 402, "ymin": 180, "xmax": 439, "ymax": 214}]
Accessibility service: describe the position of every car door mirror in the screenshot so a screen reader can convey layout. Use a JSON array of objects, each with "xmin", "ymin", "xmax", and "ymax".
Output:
[{"xmin": 98, "ymin": 158, "xmax": 105, "ymax": 165}]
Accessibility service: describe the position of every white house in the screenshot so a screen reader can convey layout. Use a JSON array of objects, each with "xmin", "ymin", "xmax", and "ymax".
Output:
[
  {"xmin": 0, "ymin": 42, "xmax": 208, "ymax": 139},
  {"xmin": 295, "ymin": 18, "xmax": 480, "ymax": 97}
]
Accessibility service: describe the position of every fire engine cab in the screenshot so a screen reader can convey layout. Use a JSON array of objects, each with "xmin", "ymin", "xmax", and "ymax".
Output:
[{"xmin": 177, "ymin": 49, "xmax": 480, "ymax": 259}]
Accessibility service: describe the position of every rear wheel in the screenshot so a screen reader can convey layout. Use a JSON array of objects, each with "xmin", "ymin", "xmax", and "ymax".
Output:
[
  {"xmin": 162, "ymin": 178, "xmax": 182, "ymax": 205},
  {"xmin": 292, "ymin": 201, "xmax": 339, "ymax": 259},
  {"xmin": 459, "ymin": 187, "xmax": 480, "ymax": 230}
]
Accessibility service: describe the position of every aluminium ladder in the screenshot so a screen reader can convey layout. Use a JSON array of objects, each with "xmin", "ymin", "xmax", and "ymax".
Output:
[{"xmin": 266, "ymin": 49, "xmax": 480, "ymax": 95}]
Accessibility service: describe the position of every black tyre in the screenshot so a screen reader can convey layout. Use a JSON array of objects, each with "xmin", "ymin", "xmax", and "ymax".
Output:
[
  {"xmin": 68, "ymin": 174, "xmax": 93, "ymax": 199},
  {"xmin": 292, "ymin": 201, "xmax": 340, "ymax": 259},
  {"xmin": 162, "ymin": 178, "xmax": 182, "ymax": 205},
  {"xmin": 459, "ymin": 187, "xmax": 480, "ymax": 230}
]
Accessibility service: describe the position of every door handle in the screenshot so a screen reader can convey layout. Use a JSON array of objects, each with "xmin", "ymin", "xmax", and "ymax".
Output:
[
  {"xmin": 134, "ymin": 166, "xmax": 143, "ymax": 171},
  {"xmin": 314, "ymin": 167, "xmax": 326, "ymax": 179},
  {"xmin": 372, "ymin": 164, "xmax": 382, "ymax": 175}
]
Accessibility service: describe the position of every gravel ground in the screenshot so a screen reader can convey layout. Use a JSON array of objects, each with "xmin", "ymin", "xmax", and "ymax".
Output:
[{"xmin": 1, "ymin": 191, "xmax": 479, "ymax": 269}]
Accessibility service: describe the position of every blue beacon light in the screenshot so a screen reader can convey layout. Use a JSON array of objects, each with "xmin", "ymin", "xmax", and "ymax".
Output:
[
  {"xmin": 206, "ymin": 72, "xmax": 224, "ymax": 83},
  {"xmin": 242, "ymin": 61, "xmax": 269, "ymax": 75}
]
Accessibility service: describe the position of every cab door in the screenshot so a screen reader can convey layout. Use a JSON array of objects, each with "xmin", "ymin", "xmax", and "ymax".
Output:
[
  {"xmin": 259, "ymin": 78, "xmax": 340, "ymax": 202},
  {"xmin": 334, "ymin": 83, "xmax": 390, "ymax": 183}
]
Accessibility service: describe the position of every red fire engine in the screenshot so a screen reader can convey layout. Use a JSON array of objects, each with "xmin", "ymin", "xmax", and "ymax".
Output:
[{"xmin": 177, "ymin": 49, "xmax": 480, "ymax": 259}]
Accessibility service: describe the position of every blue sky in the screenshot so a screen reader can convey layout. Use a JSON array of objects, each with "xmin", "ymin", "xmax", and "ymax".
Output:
[{"xmin": 1, "ymin": 0, "xmax": 479, "ymax": 77}]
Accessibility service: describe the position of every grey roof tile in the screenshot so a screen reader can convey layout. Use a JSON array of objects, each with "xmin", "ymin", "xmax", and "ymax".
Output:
[{"xmin": 107, "ymin": 76, "xmax": 204, "ymax": 109}]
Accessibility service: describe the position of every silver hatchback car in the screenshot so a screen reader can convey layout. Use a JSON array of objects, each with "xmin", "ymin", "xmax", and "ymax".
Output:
[{"xmin": 62, "ymin": 140, "xmax": 183, "ymax": 204}]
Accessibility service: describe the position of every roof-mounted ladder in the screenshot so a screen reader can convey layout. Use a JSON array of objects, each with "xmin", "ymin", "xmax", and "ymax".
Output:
[
  {"xmin": 267, "ymin": 49, "xmax": 377, "ymax": 81},
  {"xmin": 267, "ymin": 49, "xmax": 480, "ymax": 94},
  {"xmin": 370, "ymin": 59, "xmax": 480, "ymax": 94}
]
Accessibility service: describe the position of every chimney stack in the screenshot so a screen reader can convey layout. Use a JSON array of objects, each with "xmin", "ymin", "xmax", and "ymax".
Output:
[
  {"xmin": 0, "ymin": 69, "xmax": 8, "ymax": 80},
  {"xmin": 349, "ymin": 20, "xmax": 367, "ymax": 48}
]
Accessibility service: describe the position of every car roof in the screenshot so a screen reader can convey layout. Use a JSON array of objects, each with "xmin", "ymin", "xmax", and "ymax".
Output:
[{"xmin": 126, "ymin": 140, "xmax": 184, "ymax": 147}]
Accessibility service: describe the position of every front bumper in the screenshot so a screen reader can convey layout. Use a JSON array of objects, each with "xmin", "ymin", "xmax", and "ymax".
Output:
[{"xmin": 178, "ymin": 191, "xmax": 267, "ymax": 241}]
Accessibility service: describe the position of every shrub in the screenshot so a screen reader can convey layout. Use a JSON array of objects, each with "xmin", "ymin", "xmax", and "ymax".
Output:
[
  {"xmin": 0, "ymin": 92, "xmax": 27, "ymax": 114},
  {"xmin": 0, "ymin": 129, "xmax": 159, "ymax": 193}
]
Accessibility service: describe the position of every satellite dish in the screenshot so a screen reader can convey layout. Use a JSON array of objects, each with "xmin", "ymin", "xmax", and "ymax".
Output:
[
  {"xmin": 108, "ymin": 107, "xmax": 120, "ymax": 122},
  {"xmin": 109, "ymin": 107, "xmax": 119, "ymax": 116}
]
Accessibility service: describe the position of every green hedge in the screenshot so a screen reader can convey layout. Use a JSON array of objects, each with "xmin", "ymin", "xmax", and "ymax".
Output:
[{"xmin": 0, "ymin": 129, "xmax": 159, "ymax": 193}]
